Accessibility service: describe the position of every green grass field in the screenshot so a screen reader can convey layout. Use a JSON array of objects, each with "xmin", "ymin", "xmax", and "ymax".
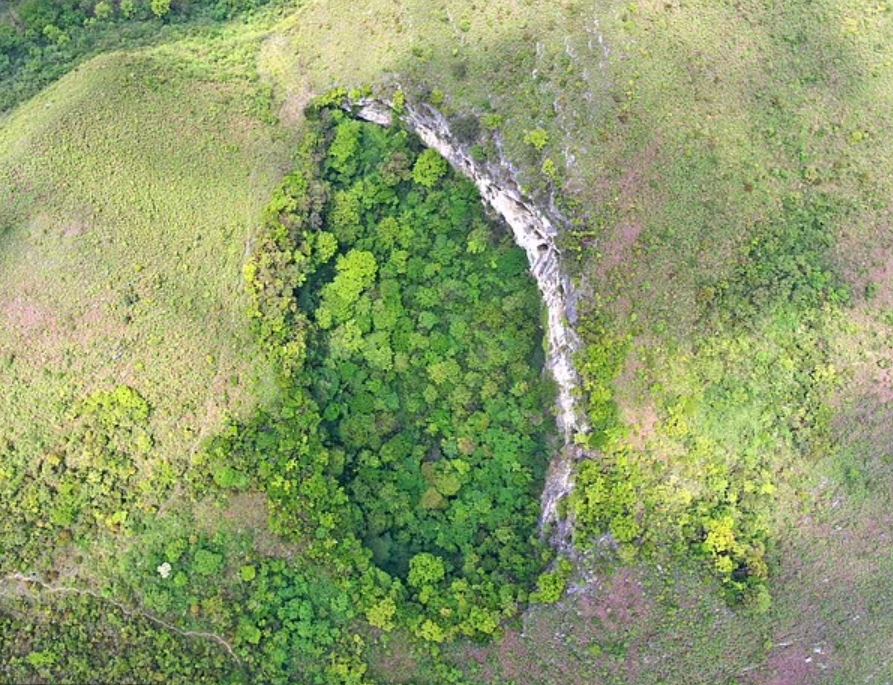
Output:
[
  {"xmin": 2, "ymin": 0, "xmax": 893, "ymax": 682},
  {"xmin": 0, "ymin": 43, "xmax": 291, "ymax": 549}
]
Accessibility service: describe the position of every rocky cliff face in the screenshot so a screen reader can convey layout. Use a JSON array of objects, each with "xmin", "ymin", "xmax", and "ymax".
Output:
[{"xmin": 349, "ymin": 99, "xmax": 588, "ymax": 549}]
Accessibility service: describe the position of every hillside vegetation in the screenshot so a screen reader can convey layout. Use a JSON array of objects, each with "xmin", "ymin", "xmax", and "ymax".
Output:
[{"xmin": 2, "ymin": 0, "xmax": 893, "ymax": 684}]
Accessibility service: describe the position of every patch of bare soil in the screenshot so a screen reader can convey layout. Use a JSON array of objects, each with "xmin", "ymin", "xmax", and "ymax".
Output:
[
  {"xmin": 760, "ymin": 643, "xmax": 833, "ymax": 685},
  {"xmin": 594, "ymin": 141, "xmax": 662, "ymax": 281},
  {"xmin": 278, "ymin": 81, "xmax": 314, "ymax": 128},
  {"xmin": 833, "ymin": 210, "xmax": 893, "ymax": 306},
  {"xmin": 614, "ymin": 340, "xmax": 660, "ymax": 451},
  {"xmin": 2, "ymin": 295, "xmax": 56, "ymax": 334},
  {"xmin": 195, "ymin": 492, "xmax": 304, "ymax": 560},
  {"xmin": 599, "ymin": 219, "xmax": 645, "ymax": 275},
  {"xmin": 748, "ymin": 480, "xmax": 893, "ymax": 684},
  {"xmin": 576, "ymin": 567, "xmax": 651, "ymax": 630},
  {"xmin": 28, "ymin": 207, "xmax": 94, "ymax": 239},
  {"xmin": 831, "ymin": 307, "xmax": 893, "ymax": 473},
  {"xmin": 497, "ymin": 628, "xmax": 543, "ymax": 684},
  {"xmin": 492, "ymin": 567, "xmax": 653, "ymax": 685},
  {"xmin": 744, "ymin": 312, "xmax": 893, "ymax": 684},
  {"xmin": 368, "ymin": 635, "xmax": 421, "ymax": 685},
  {"xmin": 0, "ymin": 266, "xmax": 122, "ymax": 371}
]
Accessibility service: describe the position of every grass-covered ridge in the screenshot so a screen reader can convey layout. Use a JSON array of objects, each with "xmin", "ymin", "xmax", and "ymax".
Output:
[{"xmin": 0, "ymin": 0, "xmax": 280, "ymax": 112}]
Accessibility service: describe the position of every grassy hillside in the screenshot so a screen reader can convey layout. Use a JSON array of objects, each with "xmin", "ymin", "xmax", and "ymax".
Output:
[
  {"xmin": 0, "ymin": 42, "xmax": 292, "ymax": 565},
  {"xmin": 2, "ymin": 0, "xmax": 893, "ymax": 683}
]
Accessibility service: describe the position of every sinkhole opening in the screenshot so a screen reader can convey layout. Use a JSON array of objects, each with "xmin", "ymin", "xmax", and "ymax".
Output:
[{"xmin": 260, "ymin": 106, "xmax": 558, "ymax": 613}]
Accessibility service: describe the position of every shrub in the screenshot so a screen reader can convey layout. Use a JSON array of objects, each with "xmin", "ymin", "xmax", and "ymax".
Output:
[
  {"xmin": 542, "ymin": 157, "xmax": 559, "ymax": 182},
  {"xmin": 192, "ymin": 549, "xmax": 223, "ymax": 576},
  {"xmin": 408, "ymin": 553, "xmax": 446, "ymax": 588},
  {"xmin": 482, "ymin": 113, "xmax": 504, "ymax": 130},
  {"xmin": 523, "ymin": 128, "xmax": 549, "ymax": 151},
  {"xmin": 392, "ymin": 90, "xmax": 406, "ymax": 113},
  {"xmin": 530, "ymin": 558, "xmax": 574, "ymax": 604},
  {"xmin": 41, "ymin": 24, "xmax": 69, "ymax": 46},
  {"xmin": 93, "ymin": 1, "xmax": 113, "ymax": 20},
  {"xmin": 120, "ymin": 0, "xmax": 136, "ymax": 18},
  {"xmin": 328, "ymin": 119, "xmax": 363, "ymax": 178},
  {"xmin": 150, "ymin": 0, "xmax": 171, "ymax": 18},
  {"xmin": 412, "ymin": 148, "xmax": 448, "ymax": 188},
  {"xmin": 365, "ymin": 597, "xmax": 397, "ymax": 631}
]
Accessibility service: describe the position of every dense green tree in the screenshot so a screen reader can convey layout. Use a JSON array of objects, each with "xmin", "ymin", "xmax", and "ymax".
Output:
[
  {"xmin": 411, "ymin": 148, "xmax": 449, "ymax": 188},
  {"xmin": 150, "ymin": 0, "xmax": 171, "ymax": 18}
]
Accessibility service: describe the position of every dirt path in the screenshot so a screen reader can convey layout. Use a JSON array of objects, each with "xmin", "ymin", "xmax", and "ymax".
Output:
[{"xmin": 0, "ymin": 572, "xmax": 239, "ymax": 662}]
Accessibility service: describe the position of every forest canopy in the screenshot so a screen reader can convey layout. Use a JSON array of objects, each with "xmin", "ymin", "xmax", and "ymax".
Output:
[{"xmin": 201, "ymin": 105, "xmax": 558, "ymax": 671}]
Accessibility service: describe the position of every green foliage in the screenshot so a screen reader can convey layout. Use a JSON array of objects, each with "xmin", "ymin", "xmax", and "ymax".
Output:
[
  {"xmin": 94, "ymin": 1, "xmax": 114, "ymax": 20},
  {"xmin": 317, "ymin": 250, "xmax": 379, "ymax": 327},
  {"xmin": 709, "ymin": 193, "xmax": 850, "ymax": 325},
  {"xmin": 530, "ymin": 558, "xmax": 573, "ymax": 604},
  {"xmin": 150, "ymin": 0, "xmax": 172, "ymax": 18},
  {"xmin": 541, "ymin": 158, "xmax": 559, "ymax": 182},
  {"xmin": 408, "ymin": 553, "xmax": 446, "ymax": 588},
  {"xmin": 328, "ymin": 120, "xmax": 364, "ymax": 178},
  {"xmin": 36, "ymin": 518, "xmax": 371, "ymax": 684},
  {"xmin": 313, "ymin": 87, "xmax": 349, "ymax": 110},
  {"xmin": 212, "ymin": 465, "xmax": 249, "ymax": 490},
  {"xmin": 25, "ymin": 650, "xmax": 56, "ymax": 667},
  {"xmin": 522, "ymin": 128, "xmax": 549, "ymax": 151},
  {"xmin": 392, "ymin": 90, "xmax": 406, "ymax": 114},
  {"xmin": 570, "ymin": 305, "xmax": 839, "ymax": 603},
  {"xmin": 365, "ymin": 597, "xmax": 397, "ymax": 631},
  {"xmin": 412, "ymin": 148, "xmax": 449, "ymax": 188},
  {"xmin": 0, "ymin": 591, "xmax": 233, "ymax": 683},
  {"xmin": 243, "ymin": 166, "xmax": 328, "ymax": 376},
  {"xmin": 42, "ymin": 24, "xmax": 69, "ymax": 46},
  {"xmin": 93, "ymin": 0, "xmax": 115, "ymax": 21},
  {"xmin": 481, "ymin": 113, "xmax": 504, "ymax": 131},
  {"xmin": 0, "ymin": 385, "xmax": 162, "ymax": 568},
  {"xmin": 577, "ymin": 317, "xmax": 630, "ymax": 450},
  {"xmin": 0, "ymin": 0, "xmax": 275, "ymax": 111},
  {"xmin": 573, "ymin": 454, "xmax": 644, "ymax": 547},
  {"xmin": 416, "ymin": 618, "xmax": 446, "ymax": 643},
  {"xmin": 1, "ymin": 0, "xmax": 890, "ymax": 679},
  {"xmin": 300, "ymin": 115, "xmax": 552, "ymax": 629},
  {"xmin": 192, "ymin": 549, "xmax": 223, "ymax": 577},
  {"xmin": 120, "ymin": 0, "xmax": 137, "ymax": 18}
]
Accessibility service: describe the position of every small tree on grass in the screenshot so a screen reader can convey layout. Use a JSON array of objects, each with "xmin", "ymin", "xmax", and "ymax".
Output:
[{"xmin": 523, "ymin": 128, "xmax": 549, "ymax": 151}]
